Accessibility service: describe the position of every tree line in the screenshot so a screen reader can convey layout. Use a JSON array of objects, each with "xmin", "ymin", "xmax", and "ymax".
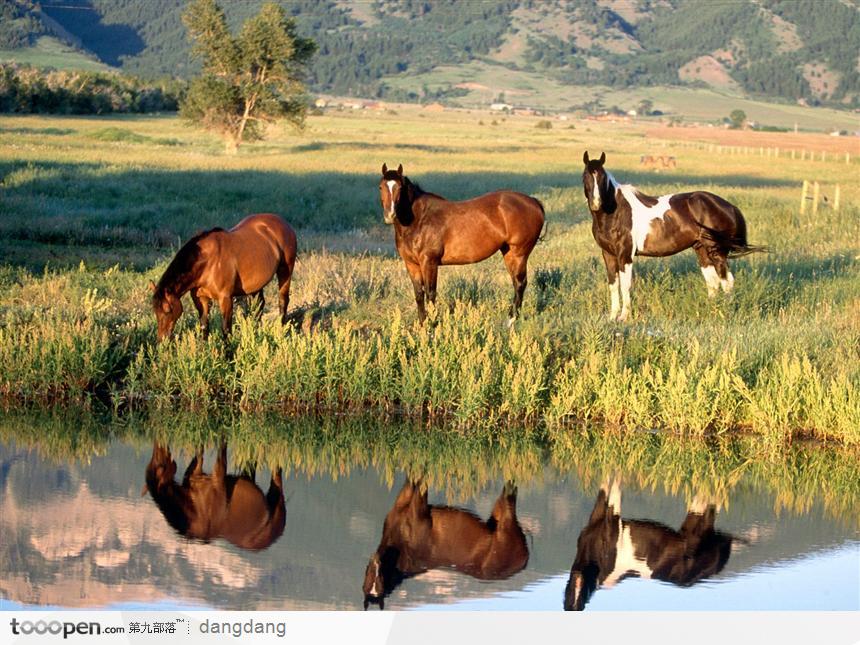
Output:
[{"xmin": 0, "ymin": 64, "xmax": 184, "ymax": 114}]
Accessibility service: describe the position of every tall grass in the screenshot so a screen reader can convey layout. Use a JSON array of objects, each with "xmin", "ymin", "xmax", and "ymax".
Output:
[{"xmin": 0, "ymin": 110, "xmax": 858, "ymax": 443}]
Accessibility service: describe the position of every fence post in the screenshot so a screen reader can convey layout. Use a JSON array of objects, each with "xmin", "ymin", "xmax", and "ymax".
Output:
[
  {"xmin": 847, "ymin": 153, "xmax": 851, "ymax": 164},
  {"xmin": 800, "ymin": 180, "xmax": 808, "ymax": 214},
  {"xmin": 834, "ymin": 185, "xmax": 840, "ymax": 212},
  {"xmin": 812, "ymin": 181, "xmax": 820, "ymax": 216},
  {"xmin": 791, "ymin": 149, "xmax": 795, "ymax": 160}
]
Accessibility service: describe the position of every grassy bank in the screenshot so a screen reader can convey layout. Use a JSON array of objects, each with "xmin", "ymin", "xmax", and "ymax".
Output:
[{"xmin": 0, "ymin": 110, "xmax": 858, "ymax": 444}]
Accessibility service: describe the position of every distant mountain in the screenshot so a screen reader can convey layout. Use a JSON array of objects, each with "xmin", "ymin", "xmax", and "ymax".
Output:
[{"xmin": 4, "ymin": 0, "xmax": 859, "ymax": 107}]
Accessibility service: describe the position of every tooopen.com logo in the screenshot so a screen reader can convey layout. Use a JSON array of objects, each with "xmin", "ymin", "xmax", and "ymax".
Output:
[{"xmin": 10, "ymin": 618, "xmax": 125, "ymax": 639}]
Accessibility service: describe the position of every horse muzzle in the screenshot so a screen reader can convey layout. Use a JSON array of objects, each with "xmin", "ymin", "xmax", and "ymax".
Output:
[{"xmin": 383, "ymin": 210, "xmax": 395, "ymax": 225}]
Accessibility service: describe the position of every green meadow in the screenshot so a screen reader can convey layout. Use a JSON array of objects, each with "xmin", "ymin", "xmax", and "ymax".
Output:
[{"xmin": 0, "ymin": 107, "xmax": 858, "ymax": 445}]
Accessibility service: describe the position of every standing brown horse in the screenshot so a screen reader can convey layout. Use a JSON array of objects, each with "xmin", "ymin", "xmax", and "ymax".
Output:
[
  {"xmin": 144, "ymin": 441, "xmax": 286, "ymax": 551},
  {"xmin": 379, "ymin": 164, "xmax": 545, "ymax": 324},
  {"xmin": 150, "ymin": 213, "xmax": 297, "ymax": 340},
  {"xmin": 362, "ymin": 479, "xmax": 529, "ymax": 609}
]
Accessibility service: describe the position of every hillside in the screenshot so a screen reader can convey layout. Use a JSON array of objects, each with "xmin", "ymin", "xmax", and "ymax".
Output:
[{"xmin": 3, "ymin": 0, "xmax": 859, "ymax": 109}]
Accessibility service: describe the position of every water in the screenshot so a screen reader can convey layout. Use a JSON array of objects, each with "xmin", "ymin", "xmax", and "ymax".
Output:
[{"xmin": 0, "ymin": 413, "xmax": 857, "ymax": 611}]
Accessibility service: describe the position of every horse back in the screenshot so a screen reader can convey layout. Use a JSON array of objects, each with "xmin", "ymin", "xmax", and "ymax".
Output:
[
  {"xmin": 670, "ymin": 191, "xmax": 744, "ymax": 232},
  {"xmin": 196, "ymin": 214, "xmax": 296, "ymax": 296},
  {"xmin": 229, "ymin": 213, "xmax": 297, "ymax": 260}
]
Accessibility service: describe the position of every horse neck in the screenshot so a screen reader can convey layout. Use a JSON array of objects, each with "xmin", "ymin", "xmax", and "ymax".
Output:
[
  {"xmin": 395, "ymin": 178, "xmax": 438, "ymax": 227},
  {"xmin": 157, "ymin": 238, "xmax": 206, "ymax": 298}
]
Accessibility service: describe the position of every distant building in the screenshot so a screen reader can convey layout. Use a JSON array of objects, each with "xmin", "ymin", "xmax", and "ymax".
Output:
[{"xmin": 490, "ymin": 103, "xmax": 512, "ymax": 111}]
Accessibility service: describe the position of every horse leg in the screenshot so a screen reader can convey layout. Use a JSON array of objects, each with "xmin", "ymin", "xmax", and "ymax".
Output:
[
  {"xmin": 694, "ymin": 245, "xmax": 721, "ymax": 298},
  {"xmin": 252, "ymin": 290, "xmax": 265, "ymax": 322},
  {"xmin": 277, "ymin": 263, "xmax": 293, "ymax": 325},
  {"xmin": 420, "ymin": 259, "xmax": 439, "ymax": 313},
  {"xmin": 616, "ymin": 255, "xmax": 633, "ymax": 322},
  {"xmin": 404, "ymin": 261, "xmax": 426, "ymax": 323},
  {"xmin": 190, "ymin": 289, "xmax": 211, "ymax": 338},
  {"xmin": 503, "ymin": 250, "xmax": 528, "ymax": 326},
  {"xmin": 218, "ymin": 295, "xmax": 234, "ymax": 336},
  {"xmin": 602, "ymin": 251, "xmax": 620, "ymax": 321},
  {"xmin": 715, "ymin": 256, "xmax": 734, "ymax": 294}
]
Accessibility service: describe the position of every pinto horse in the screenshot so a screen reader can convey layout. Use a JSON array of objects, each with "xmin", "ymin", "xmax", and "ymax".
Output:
[
  {"xmin": 150, "ymin": 213, "xmax": 297, "ymax": 340},
  {"xmin": 564, "ymin": 480, "xmax": 733, "ymax": 610},
  {"xmin": 582, "ymin": 151, "xmax": 764, "ymax": 322},
  {"xmin": 144, "ymin": 442, "xmax": 286, "ymax": 551},
  {"xmin": 362, "ymin": 479, "xmax": 528, "ymax": 609},
  {"xmin": 379, "ymin": 164, "xmax": 545, "ymax": 324}
]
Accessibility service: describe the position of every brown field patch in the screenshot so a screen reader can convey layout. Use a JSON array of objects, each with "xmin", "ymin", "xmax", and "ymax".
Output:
[{"xmin": 645, "ymin": 125, "xmax": 860, "ymax": 155}]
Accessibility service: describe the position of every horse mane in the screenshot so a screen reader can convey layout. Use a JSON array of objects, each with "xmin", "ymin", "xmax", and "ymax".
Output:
[
  {"xmin": 145, "ymin": 469, "xmax": 192, "ymax": 536},
  {"xmin": 155, "ymin": 228, "xmax": 224, "ymax": 296}
]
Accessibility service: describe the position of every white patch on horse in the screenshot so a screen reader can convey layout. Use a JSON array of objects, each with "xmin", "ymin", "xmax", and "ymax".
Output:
[
  {"xmin": 688, "ymin": 496, "xmax": 710, "ymax": 515},
  {"xmin": 608, "ymin": 480, "xmax": 621, "ymax": 514},
  {"xmin": 618, "ymin": 263, "xmax": 633, "ymax": 321},
  {"xmin": 609, "ymin": 281, "xmax": 620, "ymax": 321},
  {"xmin": 603, "ymin": 521, "xmax": 652, "ymax": 588},
  {"xmin": 721, "ymin": 271, "xmax": 734, "ymax": 293},
  {"xmin": 701, "ymin": 265, "xmax": 720, "ymax": 297},
  {"xmin": 619, "ymin": 185, "xmax": 673, "ymax": 254}
]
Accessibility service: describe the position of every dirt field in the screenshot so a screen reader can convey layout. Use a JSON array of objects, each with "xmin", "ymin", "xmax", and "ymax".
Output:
[{"xmin": 646, "ymin": 124, "xmax": 860, "ymax": 155}]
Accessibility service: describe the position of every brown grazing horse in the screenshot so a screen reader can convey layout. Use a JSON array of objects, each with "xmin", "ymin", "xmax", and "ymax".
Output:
[
  {"xmin": 143, "ymin": 441, "xmax": 286, "ymax": 551},
  {"xmin": 564, "ymin": 480, "xmax": 733, "ymax": 610},
  {"xmin": 583, "ymin": 151, "xmax": 763, "ymax": 322},
  {"xmin": 362, "ymin": 479, "xmax": 529, "ymax": 609},
  {"xmin": 379, "ymin": 164, "xmax": 545, "ymax": 324},
  {"xmin": 150, "ymin": 213, "xmax": 297, "ymax": 340}
]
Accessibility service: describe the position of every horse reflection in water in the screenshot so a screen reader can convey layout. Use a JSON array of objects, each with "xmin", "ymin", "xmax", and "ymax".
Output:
[
  {"xmin": 363, "ymin": 480, "xmax": 529, "ymax": 609},
  {"xmin": 144, "ymin": 442, "xmax": 286, "ymax": 551},
  {"xmin": 565, "ymin": 480, "xmax": 733, "ymax": 610}
]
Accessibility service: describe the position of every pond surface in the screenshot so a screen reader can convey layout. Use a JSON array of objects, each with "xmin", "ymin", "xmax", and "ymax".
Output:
[{"xmin": 0, "ymin": 412, "xmax": 857, "ymax": 611}]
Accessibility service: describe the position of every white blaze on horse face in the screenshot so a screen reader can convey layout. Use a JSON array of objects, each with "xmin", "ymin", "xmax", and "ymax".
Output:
[
  {"xmin": 619, "ymin": 185, "xmax": 673, "ymax": 254},
  {"xmin": 618, "ymin": 263, "xmax": 632, "ymax": 321},
  {"xmin": 701, "ymin": 266, "xmax": 720, "ymax": 297},
  {"xmin": 590, "ymin": 172, "xmax": 602, "ymax": 210},
  {"xmin": 385, "ymin": 180, "xmax": 397, "ymax": 218}
]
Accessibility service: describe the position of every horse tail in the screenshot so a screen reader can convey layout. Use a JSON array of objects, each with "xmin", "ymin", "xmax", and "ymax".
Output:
[
  {"xmin": 698, "ymin": 205, "xmax": 767, "ymax": 258},
  {"xmin": 535, "ymin": 198, "xmax": 548, "ymax": 242},
  {"xmin": 727, "ymin": 243, "xmax": 767, "ymax": 258}
]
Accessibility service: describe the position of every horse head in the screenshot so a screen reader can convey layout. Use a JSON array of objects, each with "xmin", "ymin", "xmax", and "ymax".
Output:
[
  {"xmin": 582, "ymin": 151, "xmax": 615, "ymax": 214},
  {"xmin": 150, "ymin": 281, "xmax": 183, "ymax": 341},
  {"xmin": 564, "ymin": 565, "xmax": 600, "ymax": 611},
  {"xmin": 380, "ymin": 163, "xmax": 404, "ymax": 225}
]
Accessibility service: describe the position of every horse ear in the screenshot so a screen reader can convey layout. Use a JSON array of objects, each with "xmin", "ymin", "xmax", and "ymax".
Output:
[
  {"xmin": 382, "ymin": 163, "xmax": 388, "ymax": 176},
  {"xmin": 396, "ymin": 164, "xmax": 403, "ymax": 177},
  {"xmin": 599, "ymin": 152, "xmax": 606, "ymax": 165},
  {"xmin": 149, "ymin": 280, "xmax": 156, "ymax": 293},
  {"xmin": 583, "ymin": 151, "xmax": 590, "ymax": 164}
]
